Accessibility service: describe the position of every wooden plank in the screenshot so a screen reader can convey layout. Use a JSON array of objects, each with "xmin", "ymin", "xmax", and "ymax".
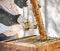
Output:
[
  {"xmin": 37, "ymin": 46, "xmax": 46, "ymax": 51},
  {"xmin": 0, "ymin": 42, "xmax": 36, "ymax": 51},
  {"xmin": 0, "ymin": 36, "xmax": 60, "ymax": 51},
  {"xmin": 46, "ymin": 44, "xmax": 53, "ymax": 51},
  {"xmin": 30, "ymin": 0, "xmax": 47, "ymax": 41}
]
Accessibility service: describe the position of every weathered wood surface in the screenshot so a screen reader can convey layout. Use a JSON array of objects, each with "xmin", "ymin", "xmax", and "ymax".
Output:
[
  {"xmin": 0, "ymin": 35, "xmax": 60, "ymax": 51},
  {"xmin": 30, "ymin": 0, "xmax": 47, "ymax": 41}
]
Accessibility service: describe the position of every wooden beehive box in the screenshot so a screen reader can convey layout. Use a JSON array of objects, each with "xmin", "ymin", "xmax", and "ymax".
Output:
[{"xmin": 0, "ymin": 35, "xmax": 60, "ymax": 51}]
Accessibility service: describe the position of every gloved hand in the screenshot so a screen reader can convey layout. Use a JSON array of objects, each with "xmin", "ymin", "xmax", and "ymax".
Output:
[{"xmin": 0, "ymin": 9, "xmax": 20, "ymax": 26}]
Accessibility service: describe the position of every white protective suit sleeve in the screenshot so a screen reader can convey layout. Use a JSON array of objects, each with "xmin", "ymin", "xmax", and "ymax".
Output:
[
  {"xmin": 0, "ymin": 0, "xmax": 24, "ymax": 37},
  {"xmin": 0, "ymin": 0, "xmax": 23, "ymax": 15}
]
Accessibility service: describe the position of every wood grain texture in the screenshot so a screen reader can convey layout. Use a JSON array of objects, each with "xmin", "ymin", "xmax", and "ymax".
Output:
[
  {"xmin": 0, "ymin": 42, "xmax": 36, "ymax": 51},
  {"xmin": 0, "ymin": 36, "xmax": 60, "ymax": 51},
  {"xmin": 30, "ymin": 0, "xmax": 47, "ymax": 41}
]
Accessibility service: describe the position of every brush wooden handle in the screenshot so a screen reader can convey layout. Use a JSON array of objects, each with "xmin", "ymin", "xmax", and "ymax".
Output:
[{"xmin": 30, "ymin": 0, "xmax": 47, "ymax": 41}]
